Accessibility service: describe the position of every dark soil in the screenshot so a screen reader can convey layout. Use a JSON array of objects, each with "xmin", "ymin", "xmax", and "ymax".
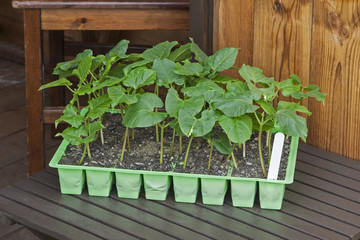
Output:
[{"xmin": 60, "ymin": 113, "xmax": 290, "ymax": 179}]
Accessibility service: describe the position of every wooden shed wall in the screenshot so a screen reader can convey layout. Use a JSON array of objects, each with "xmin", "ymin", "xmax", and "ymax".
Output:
[{"xmin": 213, "ymin": 0, "xmax": 360, "ymax": 161}]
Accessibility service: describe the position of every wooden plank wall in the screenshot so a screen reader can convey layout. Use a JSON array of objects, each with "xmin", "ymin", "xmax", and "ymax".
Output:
[{"xmin": 213, "ymin": 0, "xmax": 360, "ymax": 161}]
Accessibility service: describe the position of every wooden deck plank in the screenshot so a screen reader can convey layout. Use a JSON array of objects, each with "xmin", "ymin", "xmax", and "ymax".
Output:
[
  {"xmin": 294, "ymin": 171, "xmax": 360, "ymax": 204},
  {"xmin": 160, "ymin": 198, "xmax": 284, "ymax": 240},
  {"xmin": 297, "ymin": 151, "xmax": 360, "ymax": 182},
  {"xmin": 0, "ymin": 186, "xmax": 138, "ymax": 240},
  {"xmin": 296, "ymin": 161, "xmax": 360, "ymax": 191},
  {"xmin": 0, "ymin": 83, "xmax": 25, "ymax": 113},
  {"xmin": 299, "ymin": 143, "xmax": 360, "ymax": 170},
  {"xmin": 285, "ymin": 190, "xmax": 360, "ymax": 228},
  {"xmin": 0, "ymin": 130, "xmax": 26, "ymax": 168},
  {"xmin": 287, "ymin": 181, "xmax": 360, "ymax": 215},
  {"xmin": 31, "ymin": 171, "xmax": 212, "ymax": 240},
  {"xmin": 11, "ymin": 179, "xmax": 172, "ymax": 240},
  {"xmin": 197, "ymin": 202, "xmax": 320, "ymax": 240},
  {"xmin": 0, "ymin": 105, "xmax": 26, "ymax": 139},
  {"xmin": 0, "ymin": 196, "xmax": 101, "ymax": 240}
]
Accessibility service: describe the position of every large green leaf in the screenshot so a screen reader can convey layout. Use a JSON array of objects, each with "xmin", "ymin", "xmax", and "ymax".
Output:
[
  {"xmin": 168, "ymin": 43, "xmax": 192, "ymax": 62},
  {"xmin": 39, "ymin": 78, "xmax": 72, "ymax": 90},
  {"xmin": 226, "ymin": 81, "xmax": 249, "ymax": 95},
  {"xmin": 178, "ymin": 109, "xmax": 216, "ymax": 137},
  {"xmin": 123, "ymin": 68, "xmax": 156, "ymax": 90},
  {"xmin": 277, "ymin": 101, "xmax": 311, "ymax": 116},
  {"xmin": 106, "ymin": 40, "xmax": 129, "ymax": 58},
  {"xmin": 274, "ymin": 109, "xmax": 307, "ymax": 141},
  {"xmin": 275, "ymin": 78, "xmax": 301, "ymax": 97},
  {"xmin": 143, "ymin": 41, "xmax": 178, "ymax": 60},
  {"xmin": 73, "ymin": 56, "xmax": 92, "ymax": 84},
  {"xmin": 123, "ymin": 60, "xmax": 152, "ymax": 75},
  {"xmin": 152, "ymin": 58, "xmax": 184, "ymax": 87},
  {"xmin": 256, "ymin": 100, "xmax": 275, "ymax": 115},
  {"xmin": 239, "ymin": 64, "xmax": 274, "ymax": 85},
  {"xmin": 205, "ymin": 48, "xmax": 237, "ymax": 72},
  {"xmin": 190, "ymin": 38, "xmax": 208, "ymax": 64},
  {"xmin": 212, "ymin": 134, "xmax": 232, "ymax": 155},
  {"xmin": 56, "ymin": 126, "xmax": 87, "ymax": 146},
  {"xmin": 173, "ymin": 61, "xmax": 203, "ymax": 77},
  {"xmin": 92, "ymin": 76, "xmax": 125, "ymax": 91},
  {"xmin": 75, "ymin": 82, "xmax": 92, "ymax": 96},
  {"xmin": 87, "ymin": 95, "xmax": 112, "ymax": 120},
  {"xmin": 53, "ymin": 49, "xmax": 93, "ymax": 75},
  {"xmin": 108, "ymin": 86, "xmax": 138, "ymax": 108},
  {"xmin": 181, "ymin": 79, "xmax": 225, "ymax": 97},
  {"xmin": 123, "ymin": 93, "xmax": 166, "ymax": 128},
  {"xmin": 218, "ymin": 115, "xmax": 252, "ymax": 144},
  {"xmin": 55, "ymin": 104, "xmax": 83, "ymax": 128},
  {"xmin": 165, "ymin": 88, "xmax": 204, "ymax": 118},
  {"xmin": 169, "ymin": 119, "xmax": 186, "ymax": 136},
  {"xmin": 212, "ymin": 92, "xmax": 259, "ymax": 117},
  {"xmin": 83, "ymin": 121, "xmax": 105, "ymax": 143},
  {"xmin": 291, "ymin": 84, "xmax": 327, "ymax": 103}
]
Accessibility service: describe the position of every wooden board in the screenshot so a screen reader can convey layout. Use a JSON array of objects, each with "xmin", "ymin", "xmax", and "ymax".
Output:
[
  {"xmin": 1, "ymin": 144, "xmax": 360, "ymax": 239},
  {"xmin": 41, "ymin": 9, "xmax": 189, "ymax": 30}
]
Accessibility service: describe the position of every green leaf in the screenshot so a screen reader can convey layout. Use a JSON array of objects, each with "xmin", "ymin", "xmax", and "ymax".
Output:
[
  {"xmin": 277, "ymin": 101, "xmax": 311, "ymax": 116},
  {"xmin": 75, "ymin": 82, "xmax": 92, "ymax": 96},
  {"xmin": 212, "ymin": 134, "xmax": 232, "ymax": 155},
  {"xmin": 123, "ymin": 93, "xmax": 166, "ymax": 128},
  {"xmin": 123, "ymin": 68, "xmax": 156, "ymax": 90},
  {"xmin": 212, "ymin": 92, "xmax": 259, "ymax": 117},
  {"xmin": 108, "ymin": 63, "xmax": 125, "ymax": 78},
  {"xmin": 239, "ymin": 64, "xmax": 274, "ymax": 85},
  {"xmin": 72, "ymin": 56, "xmax": 92, "ymax": 84},
  {"xmin": 290, "ymin": 74, "xmax": 302, "ymax": 84},
  {"xmin": 39, "ymin": 78, "xmax": 72, "ymax": 90},
  {"xmin": 181, "ymin": 79, "xmax": 225, "ymax": 98},
  {"xmin": 189, "ymin": 38, "xmax": 208, "ymax": 64},
  {"xmin": 256, "ymin": 100, "xmax": 276, "ymax": 115},
  {"xmin": 92, "ymin": 76, "xmax": 125, "ymax": 91},
  {"xmin": 55, "ymin": 104, "xmax": 83, "ymax": 128},
  {"xmin": 173, "ymin": 61, "xmax": 203, "ymax": 77},
  {"xmin": 168, "ymin": 43, "xmax": 192, "ymax": 62},
  {"xmin": 88, "ymin": 95, "xmax": 112, "ymax": 119},
  {"xmin": 56, "ymin": 126, "xmax": 87, "ymax": 146},
  {"xmin": 276, "ymin": 79, "xmax": 301, "ymax": 97},
  {"xmin": 123, "ymin": 60, "xmax": 152, "ymax": 75},
  {"xmin": 251, "ymin": 112, "xmax": 274, "ymax": 132},
  {"xmin": 108, "ymin": 86, "xmax": 138, "ymax": 108},
  {"xmin": 90, "ymin": 55, "xmax": 106, "ymax": 72},
  {"xmin": 85, "ymin": 121, "xmax": 105, "ymax": 142},
  {"xmin": 205, "ymin": 48, "xmax": 238, "ymax": 72},
  {"xmin": 218, "ymin": 115, "xmax": 252, "ymax": 144},
  {"xmin": 274, "ymin": 109, "xmax": 307, "ymax": 141},
  {"xmin": 143, "ymin": 41, "xmax": 178, "ymax": 60},
  {"xmin": 152, "ymin": 58, "xmax": 184, "ymax": 87},
  {"xmin": 291, "ymin": 84, "xmax": 327, "ymax": 103},
  {"xmin": 169, "ymin": 119, "xmax": 186, "ymax": 136},
  {"xmin": 165, "ymin": 88, "xmax": 204, "ymax": 118},
  {"xmin": 106, "ymin": 40, "xmax": 129, "ymax": 58},
  {"xmin": 213, "ymin": 75, "xmax": 236, "ymax": 84},
  {"xmin": 226, "ymin": 81, "xmax": 249, "ymax": 95},
  {"xmin": 178, "ymin": 109, "xmax": 216, "ymax": 137}
]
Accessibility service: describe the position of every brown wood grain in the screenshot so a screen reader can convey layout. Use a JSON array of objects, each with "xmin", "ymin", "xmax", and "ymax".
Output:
[
  {"xmin": 308, "ymin": 0, "xmax": 360, "ymax": 160},
  {"xmin": 213, "ymin": 0, "xmax": 254, "ymax": 78},
  {"xmin": 24, "ymin": 9, "xmax": 44, "ymax": 175},
  {"xmin": 41, "ymin": 9, "xmax": 189, "ymax": 30},
  {"xmin": 252, "ymin": 0, "xmax": 312, "ymax": 102}
]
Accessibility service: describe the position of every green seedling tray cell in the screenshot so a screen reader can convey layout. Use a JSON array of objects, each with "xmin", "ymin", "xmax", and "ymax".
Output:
[
  {"xmin": 173, "ymin": 176, "xmax": 199, "ymax": 203},
  {"xmin": 143, "ymin": 174, "xmax": 171, "ymax": 201},
  {"xmin": 115, "ymin": 172, "xmax": 142, "ymax": 199},
  {"xmin": 49, "ymin": 136, "xmax": 299, "ymax": 209},
  {"xmin": 86, "ymin": 170, "xmax": 114, "ymax": 197}
]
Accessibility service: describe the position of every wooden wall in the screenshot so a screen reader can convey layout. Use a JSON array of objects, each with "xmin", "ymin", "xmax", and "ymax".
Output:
[{"xmin": 213, "ymin": 0, "xmax": 360, "ymax": 161}]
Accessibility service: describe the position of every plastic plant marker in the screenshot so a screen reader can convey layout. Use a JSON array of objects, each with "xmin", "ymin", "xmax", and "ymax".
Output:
[
  {"xmin": 259, "ymin": 182, "xmax": 285, "ymax": 210},
  {"xmin": 231, "ymin": 180, "xmax": 257, "ymax": 208},
  {"xmin": 201, "ymin": 178, "xmax": 228, "ymax": 205},
  {"xmin": 267, "ymin": 132, "xmax": 285, "ymax": 180},
  {"xmin": 143, "ymin": 174, "xmax": 171, "ymax": 201},
  {"xmin": 115, "ymin": 172, "xmax": 142, "ymax": 199},
  {"xmin": 173, "ymin": 176, "xmax": 199, "ymax": 203},
  {"xmin": 58, "ymin": 168, "xmax": 85, "ymax": 195},
  {"xmin": 86, "ymin": 170, "xmax": 114, "ymax": 197}
]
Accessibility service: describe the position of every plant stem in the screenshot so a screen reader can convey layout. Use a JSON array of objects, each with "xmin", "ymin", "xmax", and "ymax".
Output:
[
  {"xmin": 160, "ymin": 124, "xmax": 165, "ymax": 165},
  {"xmin": 196, "ymin": 138, "xmax": 201, "ymax": 149},
  {"xmin": 86, "ymin": 142, "xmax": 91, "ymax": 159},
  {"xmin": 179, "ymin": 135, "xmax": 183, "ymax": 154},
  {"xmin": 100, "ymin": 129, "xmax": 104, "ymax": 145},
  {"xmin": 120, "ymin": 127, "xmax": 128, "ymax": 162},
  {"xmin": 229, "ymin": 143, "xmax": 238, "ymax": 168},
  {"xmin": 127, "ymin": 129, "xmax": 131, "ymax": 152},
  {"xmin": 243, "ymin": 142, "xmax": 246, "ymax": 157},
  {"xmin": 258, "ymin": 124, "xmax": 267, "ymax": 177},
  {"xmin": 78, "ymin": 143, "xmax": 87, "ymax": 165},
  {"xmin": 170, "ymin": 129, "xmax": 176, "ymax": 156},
  {"xmin": 208, "ymin": 140, "xmax": 213, "ymax": 170},
  {"xmin": 131, "ymin": 128, "xmax": 134, "ymax": 140},
  {"xmin": 155, "ymin": 85, "xmax": 159, "ymax": 142},
  {"xmin": 183, "ymin": 135, "xmax": 194, "ymax": 169},
  {"xmin": 267, "ymin": 130, "xmax": 272, "ymax": 164}
]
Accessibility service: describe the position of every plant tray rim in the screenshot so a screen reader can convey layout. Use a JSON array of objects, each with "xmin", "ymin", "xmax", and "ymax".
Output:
[{"xmin": 49, "ymin": 136, "xmax": 298, "ymax": 184}]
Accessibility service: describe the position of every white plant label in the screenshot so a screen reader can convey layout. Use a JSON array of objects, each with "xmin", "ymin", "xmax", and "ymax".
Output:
[{"xmin": 267, "ymin": 132, "xmax": 285, "ymax": 180}]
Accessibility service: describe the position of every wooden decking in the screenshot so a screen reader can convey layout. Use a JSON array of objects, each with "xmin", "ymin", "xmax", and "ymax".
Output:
[{"xmin": 0, "ymin": 143, "xmax": 360, "ymax": 239}]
